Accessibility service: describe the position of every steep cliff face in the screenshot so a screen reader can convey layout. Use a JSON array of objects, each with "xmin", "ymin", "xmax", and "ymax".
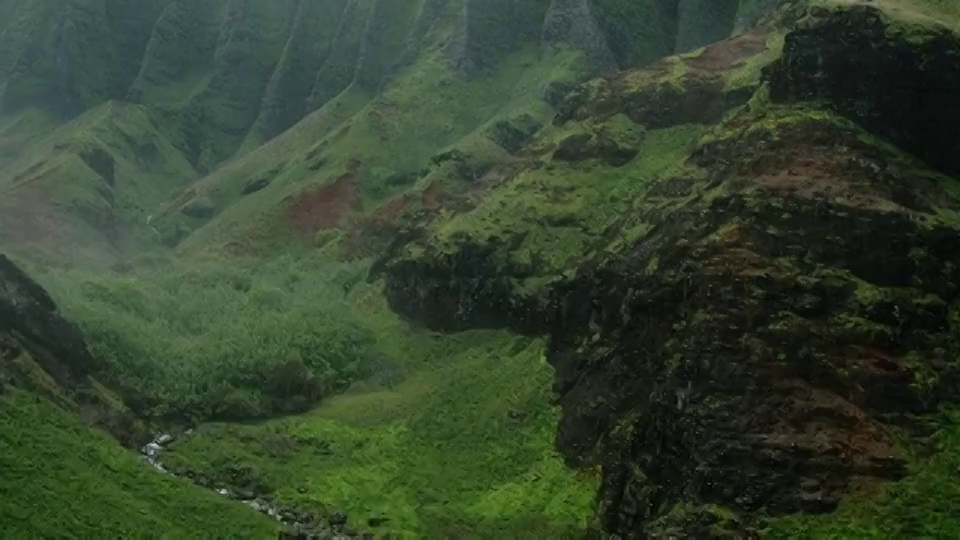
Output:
[
  {"xmin": 0, "ymin": 0, "xmax": 172, "ymax": 117},
  {"xmin": 0, "ymin": 255, "xmax": 92, "ymax": 384},
  {"xmin": 675, "ymin": 0, "xmax": 740, "ymax": 52},
  {"xmin": 542, "ymin": 0, "xmax": 617, "ymax": 70},
  {"xmin": 768, "ymin": 4, "xmax": 960, "ymax": 177},
  {"xmin": 373, "ymin": 2, "xmax": 960, "ymax": 535}
]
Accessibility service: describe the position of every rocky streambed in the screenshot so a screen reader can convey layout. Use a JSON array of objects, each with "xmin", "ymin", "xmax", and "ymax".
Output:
[{"xmin": 140, "ymin": 433, "xmax": 369, "ymax": 539}]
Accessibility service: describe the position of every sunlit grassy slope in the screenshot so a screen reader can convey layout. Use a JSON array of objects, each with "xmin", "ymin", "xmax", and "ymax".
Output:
[{"xmin": 0, "ymin": 387, "xmax": 277, "ymax": 538}]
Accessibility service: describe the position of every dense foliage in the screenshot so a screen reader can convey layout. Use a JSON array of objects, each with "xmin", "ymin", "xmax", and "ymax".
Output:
[
  {"xmin": 161, "ymin": 307, "xmax": 597, "ymax": 538},
  {"xmin": 38, "ymin": 255, "xmax": 384, "ymax": 421}
]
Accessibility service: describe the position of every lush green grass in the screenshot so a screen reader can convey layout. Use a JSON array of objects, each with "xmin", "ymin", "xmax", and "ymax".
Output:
[
  {"xmin": 807, "ymin": 0, "xmax": 960, "ymax": 46},
  {"xmin": 36, "ymin": 253, "xmax": 384, "ymax": 422},
  {"xmin": 162, "ymin": 283, "xmax": 597, "ymax": 538},
  {"xmin": 0, "ymin": 101, "xmax": 199, "ymax": 265},
  {"xmin": 0, "ymin": 386, "xmax": 278, "ymax": 538},
  {"xmin": 30, "ymin": 250, "xmax": 598, "ymax": 537}
]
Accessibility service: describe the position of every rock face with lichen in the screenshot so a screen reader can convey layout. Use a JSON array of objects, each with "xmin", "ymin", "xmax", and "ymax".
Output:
[
  {"xmin": 373, "ymin": 3, "xmax": 960, "ymax": 535},
  {"xmin": 0, "ymin": 255, "xmax": 95, "ymax": 386},
  {"xmin": 0, "ymin": 255, "xmax": 144, "ymax": 445},
  {"xmin": 767, "ymin": 5, "xmax": 960, "ymax": 177}
]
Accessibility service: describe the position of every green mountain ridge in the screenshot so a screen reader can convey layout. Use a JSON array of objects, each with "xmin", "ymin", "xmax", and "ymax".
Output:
[
  {"xmin": 0, "ymin": 0, "xmax": 764, "ymax": 264},
  {"xmin": 2, "ymin": 0, "xmax": 960, "ymax": 538}
]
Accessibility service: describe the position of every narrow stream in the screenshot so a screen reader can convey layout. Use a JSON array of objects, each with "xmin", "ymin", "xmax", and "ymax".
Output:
[{"xmin": 140, "ymin": 433, "xmax": 364, "ymax": 538}]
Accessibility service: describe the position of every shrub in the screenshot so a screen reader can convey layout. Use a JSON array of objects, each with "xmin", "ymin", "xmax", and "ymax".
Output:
[{"xmin": 38, "ymin": 256, "xmax": 380, "ymax": 422}]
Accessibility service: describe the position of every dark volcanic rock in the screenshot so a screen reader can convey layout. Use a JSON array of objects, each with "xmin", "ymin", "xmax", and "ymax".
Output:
[
  {"xmin": 378, "ymin": 113, "xmax": 960, "ymax": 536},
  {"xmin": 553, "ymin": 127, "xmax": 640, "ymax": 166},
  {"xmin": 768, "ymin": 5, "xmax": 960, "ymax": 176},
  {"xmin": 373, "ymin": 4, "xmax": 960, "ymax": 537},
  {"xmin": 553, "ymin": 133, "xmax": 595, "ymax": 162},
  {"xmin": 0, "ymin": 255, "xmax": 96, "ymax": 385},
  {"xmin": 556, "ymin": 32, "xmax": 768, "ymax": 129},
  {"xmin": 542, "ymin": 79, "xmax": 577, "ymax": 108},
  {"xmin": 487, "ymin": 114, "xmax": 543, "ymax": 154},
  {"xmin": 0, "ymin": 255, "xmax": 147, "ymax": 445}
]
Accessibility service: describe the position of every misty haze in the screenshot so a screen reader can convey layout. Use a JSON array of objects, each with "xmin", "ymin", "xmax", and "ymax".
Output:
[{"xmin": 1, "ymin": 0, "xmax": 959, "ymax": 538}]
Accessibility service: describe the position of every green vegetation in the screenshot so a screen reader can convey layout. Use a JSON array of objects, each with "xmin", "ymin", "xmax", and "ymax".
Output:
[
  {"xmin": 24, "ymin": 251, "xmax": 598, "ymax": 537},
  {"xmin": 162, "ymin": 290, "xmax": 597, "ymax": 538},
  {"xmin": 4, "ymin": 0, "xmax": 960, "ymax": 538},
  {"xmin": 420, "ymin": 122, "xmax": 706, "ymax": 294},
  {"xmin": 173, "ymin": 45, "xmax": 585, "ymax": 255},
  {"xmin": 818, "ymin": 0, "xmax": 960, "ymax": 32},
  {"xmin": 0, "ymin": 386, "xmax": 277, "ymax": 538},
  {"xmin": 36, "ymin": 254, "xmax": 383, "ymax": 422},
  {"xmin": 767, "ymin": 412, "xmax": 960, "ymax": 538}
]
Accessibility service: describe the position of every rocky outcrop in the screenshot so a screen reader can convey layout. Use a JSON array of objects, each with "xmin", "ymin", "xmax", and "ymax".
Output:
[
  {"xmin": 375, "ymin": 5, "xmax": 960, "ymax": 535},
  {"xmin": 0, "ymin": 254, "xmax": 149, "ymax": 445},
  {"xmin": 556, "ymin": 33, "xmax": 769, "ymax": 128},
  {"xmin": 549, "ymin": 117, "xmax": 960, "ymax": 536},
  {"xmin": 768, "ymin": 5, "xmax": 960, "ymax": 177},
  {"xmin": 0, "ymin": 255, "xmax": 95, "ymax": 386},
  {"xmin": 382, "ymin": 113, "xmax": 960, "ymax": 537},
  {"xmin": 486, "ymin": 113, "xmax": 544, "ymax": 154}
]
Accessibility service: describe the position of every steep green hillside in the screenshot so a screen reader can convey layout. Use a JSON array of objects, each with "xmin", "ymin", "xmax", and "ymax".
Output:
[
  {"xmin": 0, "ymin": 0, "xmax": 769, "ymax": 264},
  {"xmin": 0, "ymin": 253, "xmax": 278, "ymax": 537},
  {"xmin": 0, "ymin": 387, "xmax": 278, "ymax": 538},
  {"xmin": 28, "ymin": 251, "xmax": 598, "ymax": 536},
  {"xmin": 0, "ymin": 102, "xmax": 195, "ymax": 264},
  {"xmin": 4, "ymin": 0, "xmax": 960, "ymax": 538}
]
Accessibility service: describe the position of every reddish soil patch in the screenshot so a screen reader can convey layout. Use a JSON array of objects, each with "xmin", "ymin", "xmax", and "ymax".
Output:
[
  {"xmin": 684, "ymin": 32, "xmax": 769, "ymax": 72},
  {"xmin": 606, "ymin": 58, "xmax": 675, "ymax": 85},
  {"xmin": 288, "ymin": 172, "xmax": 363, "ymax": 234},
  {"xmin": 372, "ymin": 194, "xmax": 412, "ymax": 223},
  {"xmin": 421, "ymin": 181, "xmax": 447, "ymax": 209},
  {"xmin": 752, "ymin": 161, "xmax": 887, "ymax": 209}
]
